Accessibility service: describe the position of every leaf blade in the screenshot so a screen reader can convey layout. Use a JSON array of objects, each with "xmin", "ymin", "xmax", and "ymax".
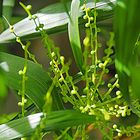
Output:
[
  {"xmin": 0, "ymin": 110, "xmax": 94, "ymax": 140},
  {"xmin": 68, "ymin": 0, "xmax": 83, "ymax": 72},
  {"xmin": 0, "ymin": 0, "xmax": 116, "ymax": 43},
  {"xmin": 0, "ymin": 52, "xmax": 51, "ymax": 110}
]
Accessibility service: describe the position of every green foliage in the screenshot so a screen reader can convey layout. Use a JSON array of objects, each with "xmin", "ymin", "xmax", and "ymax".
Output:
[
  {"xmin": 0, "ymin": 110, "xmax": 94, "ymax": 140},
  {"xmin": 0, "ymin": 0, "xmax": 115, "ymax": 43},
  {"xmin": 115, "ymin": 0, "xmax": 140, "ymax": 115},
  {"xmin": 68, "ymin": 0, "xmax": 83, "ymax": 72},
  {"xmin": 0, "ymin": 52, "xmax": 51, "ymax": 110},
  {"xmin": 0, "ymin": 0, "xmax": 140, "ymax": 139},
  {"xmin": 2, "ymin": 0, "xmax": 15, "ymax": 29}
]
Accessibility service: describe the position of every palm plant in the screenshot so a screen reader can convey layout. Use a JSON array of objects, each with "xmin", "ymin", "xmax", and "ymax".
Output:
[{"xmin": 0, "ymin": 0, "xmax": 140, "ymax": 139}]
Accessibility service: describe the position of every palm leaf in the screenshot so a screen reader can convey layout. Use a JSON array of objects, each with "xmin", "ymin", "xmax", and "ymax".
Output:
[
  {"xmin": 0, "ymin": 110, "xmax": 94, "ymax": 140},
  {"xmin": 114, "ymin": 0, "xmax": 140, "ymax": 115},
  {"xmin": 68, "ymin": 0, "xmax": 83, "ymax": 72},
  {"xmin": 0, "ymin": 52, "xmax": 51, "ymax": 110},
  {"xmin": 0, "ymin": 0, "xmax": 116, "ymax": 43}
]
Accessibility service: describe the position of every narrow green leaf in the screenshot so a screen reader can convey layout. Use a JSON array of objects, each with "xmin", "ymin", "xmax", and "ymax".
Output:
[
  {"xmin": 0, "ymin": 110, "xmax": 94, "ymax": 140},
  {"xmin": 114, "ymin": 0, "xmax": 140, "ymax": 116},
  {"xmin": 0, "ymin": 68, "xmax": 7, "ymax": 99},
  {"xmin": 0, "ymin": 0, "xmax": 116, "ymax": 43},
  {"xmin": 68, "ymin": 0, "xmax": 83, "ymax": 72},
  {"xmin": 0, "ymin": 52, "xmax": 51, "ymax": 110},
  {"xmin": 115, "ymin": 0, "xmax": 140, "ymax": 96},
  {"xmin": 2, "ymin": 0, "xmax": 15, "ymax": 29}
]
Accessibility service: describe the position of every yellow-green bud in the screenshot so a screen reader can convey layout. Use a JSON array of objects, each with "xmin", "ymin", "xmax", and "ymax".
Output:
[
  {"xmin": 18, "ymin": 102, "xmax": 22, "ymax": 106},
  {"xmin": 26, "ymin": 5, "xmax": 32, "ymax": 10},
  {"xmin": 10, "ymin": 25, "xmax": 14, "ymax": 33},
  {"xmin": 60, "ymin": 56, "xmax": 64, "ymax": 64},
  {"xmin": 85, "ymin": 22, "xmax": 90, "ymax": 27},
  {"xmin": 83, "ymin": 15, "xmax": 88, "ymax": 19},
  {"xmin": 71, "ymin": 90, "xmax": 77, "ymax": 95},
  {"xmin": 116, "ymin": 91, "xmax": 121, "ymax": 96},
  {"xmin": 118, "ymin": 132, "xmax": 122, "ymax": 137},
  {"xmin": 24, "ymin": 99, "xmax": 27, "ymax": 103},
  {"xmin": 113, "ymin": 124, "xmax": 117, "ymax": 129},
  {"xmin": 83, "ymin": 37, "xmax": 89, "ymax": 46},
  {"xmin": 18, "ymin": 70, "xmax": 23, "ymax": 75},
  {"xmin": 99, "ymin": 63, "xmax": 104, "ymax": 68},
  {"xmin": 16, "ymin": 37, "xmax": 20, "ymax": 43}
]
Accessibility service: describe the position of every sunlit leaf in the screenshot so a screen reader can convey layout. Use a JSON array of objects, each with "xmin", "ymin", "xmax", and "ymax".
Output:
[
  {"xmin": 0, "ymin": 110, "xmax": 95, "ymax": 140},
  {"xmin": 0, "ymin": 0, "xmax": 116, "ymax": 43}
]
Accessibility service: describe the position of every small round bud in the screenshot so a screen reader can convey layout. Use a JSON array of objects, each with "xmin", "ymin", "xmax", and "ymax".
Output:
[
  {"xmin": 79, "ymin": 106, "xmax": 84, "ymax": 110},
  {"xmin": 85, "ymin": 22, "xmax": 90, "ymax": 27},
  {"xmin": 90, "ymin": 17, "xmax": 94, "ymax": 21},
  {"xmin": 107, "ymin": 57, "xmax": 112, "ymax": 63},
  {"xmin": 116, "ymin": 84, "xmax": 120, "ymax": 88},
  {"xmin": 113, "ymin": 124, "xmax": 117, "ymax": 129},
  {"xmin": 60, "ymin": 56, "xmax": 65, "ymax": 64},
  {"xmin": 99, "ymin": 63, "xmax": 104, "ymax": 68},
  {"xmin": 116, "ymin": 91, "xmax": 121, "ymax": 96},
  {"xmin": 26, "ymin": 5, "xmax": 32, "ymax": 10},
  {"xmin": 16, "ymin": 37, "xmax": 20, "ymax": 43},
  {"xmin": 18, "ymin": 91, "xmax": 21, "ymax": 95},
  {"xmin": 121, "ymin": 112, "xmax": 126, "ymax": 117},
  {"xmin": 83, "ymin": 87, "xmax": 89, "ymax": 93},
  {"xmin": 83, "ymin": 37, "xmax": 89, "ymax": 46},
  {"xmin": 118, "ymin": 132, "xmax": 122, "ymax": 137},
  {"xmin": 71, "ymin": 90, "xmax": 77, "ymax": 95},
  {"xmin": 83, "ymin": 15, "xmax": 88, "ymax": 19},
  {"xmin": 39, "ymin": 23, "xmax": 44, "ymax": 28},
  {"xmin": 87, "ymin": 8, "xmax": 91, "ymax": 12},
  {"xmin": 18, "ymin": 70, "xmax": 23, "ymax": 75},
  {"xmin": 10, "ymin": 25, "xmax": 14, "ymax": 33},
  {"xmin": 18, "ymin": 102, "xmax": 22, "ymax": 106},
  {"xmin": 59, "ymin": 77, "xmax": 63, "ymax": 82},
  {"xmin": 105, "ymin": 69, "xmax": 109, "ymax": 73},
  {"xmin": 115, "ymin": 105, "xmax": 119, "ymax": 109},
  {"xmin": 90, "ymin": 50, "xmax": 95, "ymax": 55},
  {"xmin": 49, "ymin": 61, "xmax": 53, "ymax": 66},
  {"xmin": 115, "ymin": 74, "xmax": 118, "ymax": 78},
  {"xmin": 22, "ymin": 45, "xmax": 26, "ymax": 50},
  {"xmin": 51, "ymin": 52, "xmax": 55, "ymax": 58},
  {"xmin": 35, "ymin": 27, "xmax": 39, "ymax": 31},
  {"xmin": 108, "ymin": 83, "xmax": 112, "ymax": 88},
  {"xmin": 109, "ymin": 106, "xmax": 113, "ymax": 111},
  {"xmin": 117, "ymin": 95, "xmax": 122, "ymax": 99},
  {"xmin": 24, "ymin": 99, "xmax": 27, "ymax": 103}
]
